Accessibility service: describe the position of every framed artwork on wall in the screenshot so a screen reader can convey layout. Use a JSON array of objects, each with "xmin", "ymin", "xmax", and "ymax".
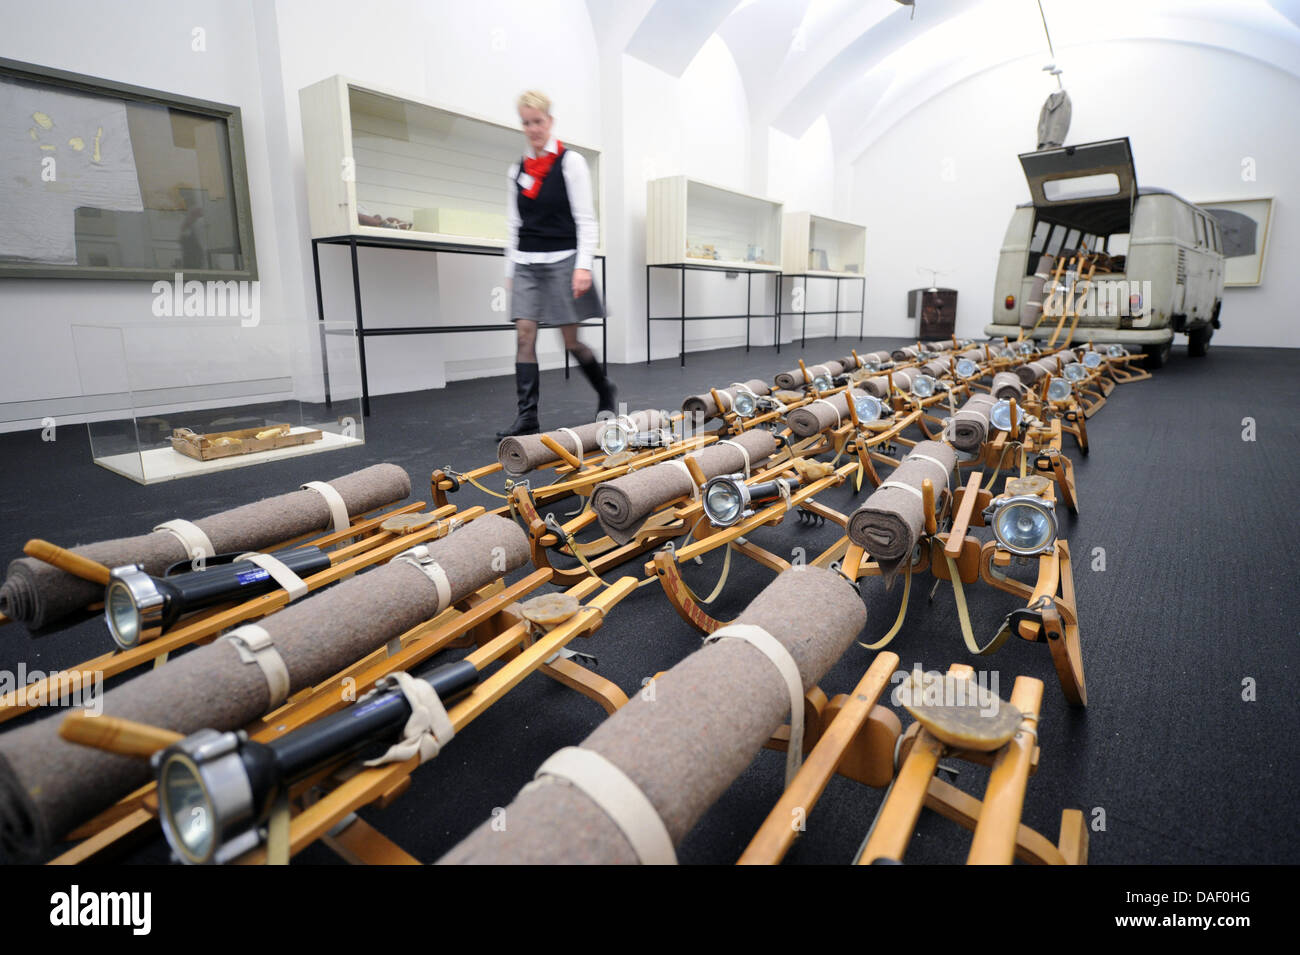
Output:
[
  {"xmin": 0, "ymin": 57, "xmax": 257, "ymax": 281},
  {"xmin": 1200, "ymin": 197, "xmax": 1273, "ymax": 287}
]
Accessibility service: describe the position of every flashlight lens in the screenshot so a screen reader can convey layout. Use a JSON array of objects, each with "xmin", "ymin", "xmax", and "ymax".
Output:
[
  {"xmin": 599, "ymin": 424, "xmax": 627, "ymax": 455},
  {"xmin": 106, "ymin": 580, "xmax": 140, "ymax": 648},
  {"xmin": 161, "ymin": 756, "xmax": 215, "ymax": 863},
  {"xmin": 1083, "ymin": 351, "xmax": 1102, "ymax": 368},
  {"xmin": 704, "ymin": 481, "xmax": 744, "ymax": 526},
  {"xmin": 995, "ymin": 502, "xmax": 1055, "ymax": 554},
  {"xmin": 1047, "ymin": 378, "xmax": 1072, "ymax": 402},
  {"xmin": 813, "ymin": 374, "xmax": 832, "ymax": 391},
  {"xmin": 854, "ymin": 395, "xmax": 882, "ymax": 422},
  {"xmin": 1064, "ymin": 362, "xmax": 1087, "ymax": 382},
  {"xmin": 734, "ymin": 392, "xmax": 756, "ymax": 417},
  {"xmin": 956, "ymin": 359, "xmax": 978, "ymax": 378},
  {"xmin": 990, "ymin": 400, "xmax": 1013, "ymax": 432},
  {"xmin": 1106, "ymin": 344, "xmax": 1126, "ymax": 357},
  {"xmin": 1017, "ymin": 341, "xmax": 1035, "ymax": 355},
  {"xmin": 912, "ymin": 375, "xmax": 935, "ymax": 398}
]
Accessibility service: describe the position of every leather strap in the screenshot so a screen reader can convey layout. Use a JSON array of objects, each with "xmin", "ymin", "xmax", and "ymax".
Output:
[
  {"xmin": 222, "ymin": 624, "xmax": 290, "ymax": 709},
  {"xmin": 812, "ymin": 398, "xmax": 842, "ymax": 428},
  {"xmin": 665, "ymin": 460, "xmax": 700, "ymax": 499},
  {"xmin": 556, "ymin": 427, "xmax": 584, "ymax": 458},
  {"xmin": 706, "ymin": 623, "xmax": 805, "ymax": 788},
  {"xmin": 301, "ymin": 480, "xmax": 349, "ymax": 533},
  {"xmin": 394, "ymin": 545, "xmax": 452, "ymax": 611},
  {"xmin": 715, "ymin": 439, "xmax": 751, "ymax": 477},
  {"xmin": 362, "ymin": 671, "xmax": 455, "ymax": 766},
  {"xmin": 234, "ymin": 552, "xmax": 309, "ymax": 601},
  {"xmin": 154, "ymin": 519, "xmax": 214, "ymax": 562},
  {"xmin": 531, "ymin": 747, "xmax": 676, "ymax": 865}
]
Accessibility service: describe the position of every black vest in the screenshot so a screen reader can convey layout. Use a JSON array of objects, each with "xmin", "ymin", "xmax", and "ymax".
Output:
[{"xmin": 515, "ymin": 147, "xmax": 577, "ymax": 252}]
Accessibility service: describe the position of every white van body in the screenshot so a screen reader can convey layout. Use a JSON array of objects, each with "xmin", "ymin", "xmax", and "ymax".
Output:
[{"xmin": 986, "ymin": 138, "xmax": 1224, "ymax": 366}]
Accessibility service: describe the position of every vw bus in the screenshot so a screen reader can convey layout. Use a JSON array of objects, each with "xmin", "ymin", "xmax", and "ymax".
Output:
[{"xmin": 986, "ymin": 138, "xmax": 1224, "ymax": 367}]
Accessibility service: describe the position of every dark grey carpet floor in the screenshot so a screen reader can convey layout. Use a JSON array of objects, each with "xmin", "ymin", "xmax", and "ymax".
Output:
[{"xmin": 1, "ymin": 334, "xmax": 1296, "ymax": 865}]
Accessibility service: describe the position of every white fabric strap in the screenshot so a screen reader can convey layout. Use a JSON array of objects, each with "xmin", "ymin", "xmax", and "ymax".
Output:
[
  {"xmin": 301, "ymin": 480, "xmax": 350, "ymax": 534},
  {"xmin": 532, "ymin": 747, "xmax": 676, "ymax": 866},
  {"xmin": 394, "ymin": 545, "xmax": 452, "ymax": 611},
  {"xmin": 906, "ymin": 453, "xmax": 953, "ymax": 491},
  {"xmin": 812, "ymin": 398, "xmax": 842, "ymax": 429},
  {"xmin": 153, "ymin": 519, "xmax": 214, "ymax": 562},
  {"xmin": 706, "ymin": 623, "xmax": 805, "ymax": 788},
  {"xmin": 557, "ymin": 427, "xmax": 584, "ymax": 458},
  {"xmin": 222, "ymin": 624, "xmax": 290, "ymax": 709},
  {"xmin": 715, "ymin": 439, "xmax": 751, "ymax": 477},
  {"xmin": 666, "ymin": 460, "xmax": 701, "ymax": 499},
  {"xmin": 234, "ymin": 552, "xmax": 309, "ymax": 601},
  {"xmin": 362, "ymin": 671, "xmax": 455, "ymax": 767},
  {"xmin": 878, "ymin": 480, "xmax": 924, "ymax": 500}
]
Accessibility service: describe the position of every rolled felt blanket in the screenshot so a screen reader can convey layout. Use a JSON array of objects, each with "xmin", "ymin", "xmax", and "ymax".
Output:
[
  {"xmin": 835, "ymin": 355, "xmax": 861, "ymax": 370},
  {"xmin": 891, "ymin": 367, "xmax": 928, "ymax": 393},
  {"xmin": 681, "ymin": 379, "xmax": 771, "ymax": 420},
  {"xmin": 773, "ymin": 360, "xmax": 843, "ymax": 391},
  {"xmin": 439, "ymin": 566, "xmax": 867, "ymax": 864},
  {"xmin": 1014, "ymin": 359, "xmax": 1054, "ymax": 386},
  {"xmin": 846, "ymin": 441, "xmax": 957, "ymax": 585},
  {"xmin": 787, "ymin": 388, "xmax": 868, "ymax": 438},
  {"xmin": 0, "ymin": 514, "xmax": 529, "ymax": 858},
  {"xmin": 0, "ymin": 464, "xmax": 411, "ymax": 632},
  {"xmin": 890, "ymin": 345, "xmax": 921, "ymax": 362},
  {"xmin": 948, "ymin": 393, "xmax": 999, "ymax": 452},
  {"xmin": 992, "ymin": 371, "xmax": 1027, "ymax": 401},
  {"xmin": 851, "ymin": 374, "xmax": 890, "ymax": 399},
  {"xmin": 858, "ymin": 350, "xmax": 892, "ymax": 366},
  {"xmin": 920, "ymin": 359, "xmax": 951, "ymax": 379},
  {"xmin": 591, "ymin": 429, "xmax": 779, "ymax": 545},
  {"xmin": 497, "ymin": 410, "xmax": 668, "ymax": 476},
  {"xmin": 925, "ymin": 340, "xmax": 956, "ymax": 352}
]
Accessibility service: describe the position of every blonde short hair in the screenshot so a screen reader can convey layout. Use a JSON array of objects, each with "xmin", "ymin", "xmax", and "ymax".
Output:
[{"xmin": 517, "ymin": 90, "xmax": 551, "ymax": 114}]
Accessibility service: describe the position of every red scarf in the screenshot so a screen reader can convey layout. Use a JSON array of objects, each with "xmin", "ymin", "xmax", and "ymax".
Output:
[{"xmin": 520, "ymin": 142, "xmax": 564, "ymax": 199}]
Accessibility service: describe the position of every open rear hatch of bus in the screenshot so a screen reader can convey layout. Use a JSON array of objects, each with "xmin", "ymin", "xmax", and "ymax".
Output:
[{"xmin": 1019, "ymin": 137, "xmax": 1137, "ymax": 235}]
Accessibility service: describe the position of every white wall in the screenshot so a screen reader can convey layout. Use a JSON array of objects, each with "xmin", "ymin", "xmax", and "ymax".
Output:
[
  {"xmin": 849, "ymin": 39, "xmax": 1300, "ymax": 347},
  {"xmin": 0, "ymin": 0, "xmax": 301, "ymax": 431}
]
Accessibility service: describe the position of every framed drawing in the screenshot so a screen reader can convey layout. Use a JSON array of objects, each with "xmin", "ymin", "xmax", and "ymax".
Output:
[
  {"xmin": 1200, "ymin": 197, "xmax": 1273, "ymax": 287},
  {"xmin": 0, "ymin": 57, "xmax": 256, "ymax": 281}
]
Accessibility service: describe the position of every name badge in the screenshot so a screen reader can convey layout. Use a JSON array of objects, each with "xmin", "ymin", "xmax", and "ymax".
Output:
[{"xmin": 518, "ymin": 172, "xmax": 536, "ymax": 191}]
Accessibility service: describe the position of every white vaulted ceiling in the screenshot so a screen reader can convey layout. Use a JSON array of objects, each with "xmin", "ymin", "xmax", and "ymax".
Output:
[{"xmin": 593, "ymin": 0, "xmax": 1300, "ymax": 163}]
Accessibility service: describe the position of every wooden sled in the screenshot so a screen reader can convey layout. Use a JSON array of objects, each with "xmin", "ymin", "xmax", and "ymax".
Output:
[
  {"xmin": 49, "ymin": 573, "xmax": 638, "ymax": 865},
  {"xmin": 740, "ymin": 662, "xmax": 1086, "ymax": 865}
]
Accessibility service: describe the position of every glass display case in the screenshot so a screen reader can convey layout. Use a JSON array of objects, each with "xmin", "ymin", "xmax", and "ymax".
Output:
[
  {"xmin": 299, "ymin": 75, "xmax": 603, "ymax": 248},
  {"xmin": 781, "ymin": 211, "xmax": 866, "ymax": 276},
  {"xmin": 46, "ymin": 320, "xmax": 366, "ymax": 485},
  {"xmin": 646, "ymin": 176, "xmax": 783, "ymax": 270}
]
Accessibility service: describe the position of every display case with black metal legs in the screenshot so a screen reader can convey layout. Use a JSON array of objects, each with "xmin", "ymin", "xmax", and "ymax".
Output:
[
  {"xmin": 775, "ymin": 273, "xmax": 866, "ymax": 351},
  {"xmin": 312, "ymin": 234, "xmax": 607, "ymax": 417},
  {"xmin": 645, "ymin": 262, "xmax": 780, "ymax": 367}
]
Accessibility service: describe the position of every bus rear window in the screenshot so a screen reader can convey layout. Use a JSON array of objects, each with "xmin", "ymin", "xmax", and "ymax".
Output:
[{"xmin": 1043, "ymin": 173, "xmax": 1121, "ymax": 201}]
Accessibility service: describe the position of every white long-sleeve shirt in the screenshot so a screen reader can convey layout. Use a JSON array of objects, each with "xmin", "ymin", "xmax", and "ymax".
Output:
[{"xmin": 504, "ymin": 135, "xmax": 597, "ymax": 279}]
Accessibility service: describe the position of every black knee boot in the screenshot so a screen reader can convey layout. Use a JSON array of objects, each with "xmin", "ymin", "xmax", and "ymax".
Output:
[
  {"xmin": 496, "ymin": 362, "xmax": 540, "ymax": 438},
  {"xmin": 575, "ymin": 352, "xmax": 617, "ymax": 418}
]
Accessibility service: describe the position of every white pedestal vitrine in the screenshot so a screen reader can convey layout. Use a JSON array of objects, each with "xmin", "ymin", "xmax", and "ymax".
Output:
[
  {"xmin": 781, "ymin": 212, "xmax": 866, "ymax": 276},
  {"xmin": 646, "ymin": 176, "xmax": 783, "ymax": 270}
]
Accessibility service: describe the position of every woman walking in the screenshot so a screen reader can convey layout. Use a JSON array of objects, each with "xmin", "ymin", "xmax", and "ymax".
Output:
[{"xmin": 497, "ymin": 90, "xmax": 616, "ymax": 438}]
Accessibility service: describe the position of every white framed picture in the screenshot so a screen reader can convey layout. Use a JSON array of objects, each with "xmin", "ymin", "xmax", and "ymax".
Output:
[{"xmin": 1200, "ymin": 197, "xmax": 1274, "ymax": 287}]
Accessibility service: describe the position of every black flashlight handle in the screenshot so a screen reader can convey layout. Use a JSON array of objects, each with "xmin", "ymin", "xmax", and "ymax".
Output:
[
  {"xmin": 263, "ymin": 659, "xmax": 480, "ymax": 787},
  {"xmin": 157, "ymin": 546, "xmax": 331, "ymax": 629},
  {"xmin": 747, "ymin": 477, "xmax": 801, "ymax": 507}
]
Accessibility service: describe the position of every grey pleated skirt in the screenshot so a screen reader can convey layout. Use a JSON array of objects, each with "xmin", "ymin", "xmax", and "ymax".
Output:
[{"xmin": 511, "ymin": 253, "xmax": 605, "ymax": 325}]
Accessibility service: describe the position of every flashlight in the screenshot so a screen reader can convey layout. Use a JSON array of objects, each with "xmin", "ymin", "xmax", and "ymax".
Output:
[
  {"xmin": 155, "ymin": 658, "xmax": 479, "ymax": 864},
  {"xmin": 983, "ymin": 495, "xmax": 1058, "ymax": 556},
  {"xmin": 105, "ymin": 547, "xmax": 331, "ymax": 650},
  {"xmin": 1046, "ymin": 377, "xmax": 1073, "ymax": 402},
  {"xmin": 701, "ymin": 473, "xmax": 801, "ymax": 527}
]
